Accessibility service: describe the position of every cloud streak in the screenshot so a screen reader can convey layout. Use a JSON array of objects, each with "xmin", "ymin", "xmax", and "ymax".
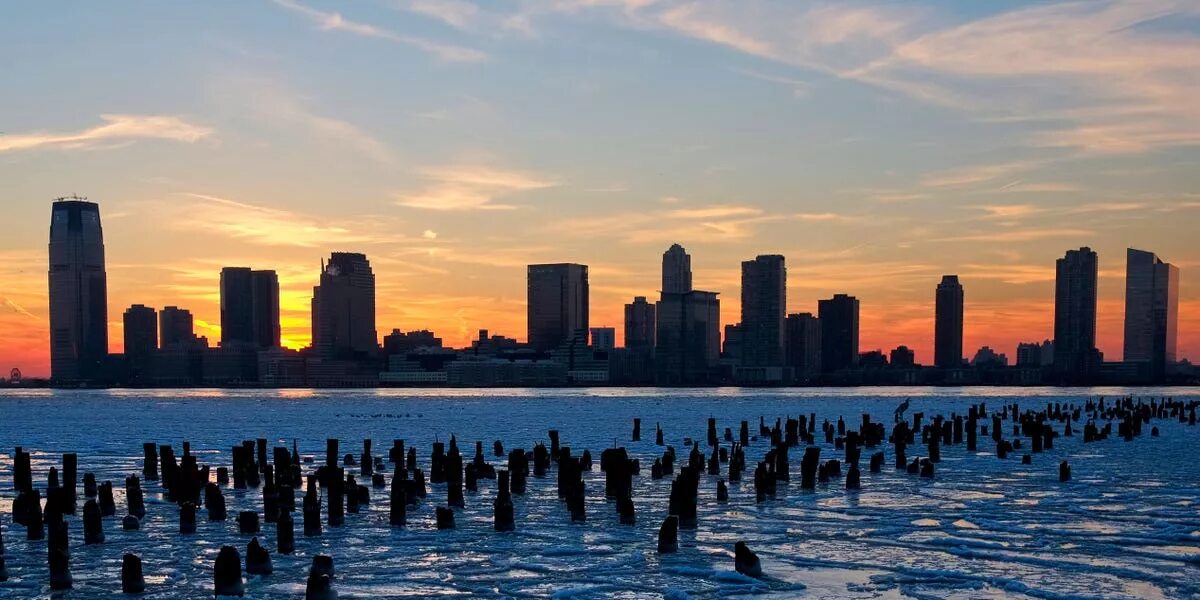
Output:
[
  {"xmin": 171, "ymin": 193, "xmax": 389, "ymax": 247},
  {"xmin": 0, "ymin": 114, "xmax": 211, "ymax": 154},
  {"xmin": 272, "ymin": 0, "xmax": 486, "ymax": 62},
  {"xmin": 395, "ymin": 165, "xmax": 557, "ymax": 211}
]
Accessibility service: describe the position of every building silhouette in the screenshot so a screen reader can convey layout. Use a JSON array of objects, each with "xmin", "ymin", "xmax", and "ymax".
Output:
[
  {"xmin": 662, "ymin": 244, "xmax": 692, "ymax": 294},
  {"xmin": 220, "ymin": 267, "xmax": 280, "ymax": 349},
  {"xmin": 527, "ymin": 263, "xmax": 589, "ymax": 352},
  {"xmin": 890, "ymin": 345, "xmax": 916, "ymax": 368},
  {"xmin": 934, "ymin": 275, "xmax": 964, "ymax": 369},
  {"xmin": 251, "ymin": 270, "xmax": 281, "ymax": 348},
  {"xmin": 589, "ymin": 327, "xmax": 616, "ymax": 350},
  {"xmin": 1123, "ymin": 248, "xmax": 1179, "ymax": 379},
  {"xmin": 785, "ymin": 312, "xmax": 821, "ymax": 381},
  {"xmin": 722, "ymin": 323, "xmax": 743, "ymax": 362},
  {"xmin": 1053, "ymin": 247, "xmax": 1101, "ymax": 381},
  {"xmin": 740, "ymin": 255, "xmax": 786, "ymax": 367},
  {"xmin": 972, "ymin": 346, "xmax": 1008, "ymax": 368},
  {"xmin": 159, "ymin": 306, "xmax": 196, "ymax": 347},
  {"xmin": 818, "ymin": 294, "xmax": 859, "ymax": 373},
  {"xmin": 655, "ymin": 290, "xmax": 720, "ymax": 384},
  {"xmin": 624, "ymin": 296, "xmax": 656, "ymax": 349},
  {"xmin": 312, "ymin": 252, "xmax": 377, "ymax": 359},
  {"xmin": 123, "ymin": 304, "xmax": 157, "ymax": 378},
  {"xmin": 48, "ymin": 198, "xmax": 109, "ymax": 382}
]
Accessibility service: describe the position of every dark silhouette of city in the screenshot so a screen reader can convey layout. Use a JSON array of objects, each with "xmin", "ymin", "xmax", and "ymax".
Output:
[{"xmin": 24, "ymin": 197, "xmax": 1189, "ymax": 388}]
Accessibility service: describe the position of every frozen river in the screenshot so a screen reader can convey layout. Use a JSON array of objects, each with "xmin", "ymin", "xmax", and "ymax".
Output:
[{"xmin": 1, "ymin": 387, "xmax": 1199, "ymax": 599}]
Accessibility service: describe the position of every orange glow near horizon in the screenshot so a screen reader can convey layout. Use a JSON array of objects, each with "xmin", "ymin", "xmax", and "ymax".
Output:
[{"xmin": 3, "ymin": 258, "xmax": 1197, "ymax": 378}]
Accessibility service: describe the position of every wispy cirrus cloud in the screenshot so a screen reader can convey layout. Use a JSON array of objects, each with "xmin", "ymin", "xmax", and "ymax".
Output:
[
  {"xmin": 920, "ymin": 160, "xmax": 1042, "ymax": 189},
  {"xmin": 272, "ymin": 0, "xmax": 486, "ymax": 62},
  {"xmin": 553, "ymin": 200, "xmax": 853, "ymax": 245},
  {"xmin": 395, "ymin": 165, "xmax": 557, "ymax": 210},
  {"xmin": 849, "ymin": 0, "xmax": 1200, "ymax": 154},
  {"xmin": 404, "ymin": 0, "xmax": 480, "ymax": 30},
  {"xmin": 0, "ymin": 114, "xmax": 211, "ymax": 154},
  {"xmin": 935, "ymin": 227, "xmax": 1093, "ymax": 243},
  {"xmin": 667, "ymin": 205, "xmax": 762, "ymax": 219},
  {"xmin": 531, "ymin": 0, "xmax": 1198, "ymax": 155},
  {"xmin": 169, "ymin": 193, "xmax": 391, "ymax": 247},
  {"xmin": 222, "ymin": 75, "xmax": 400, "ymax": 165}
]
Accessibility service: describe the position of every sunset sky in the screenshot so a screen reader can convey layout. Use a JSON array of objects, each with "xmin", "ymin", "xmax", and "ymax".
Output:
[{"xmin": 3, "ymin": 0, "xmax": 1199, "ymax": 377}]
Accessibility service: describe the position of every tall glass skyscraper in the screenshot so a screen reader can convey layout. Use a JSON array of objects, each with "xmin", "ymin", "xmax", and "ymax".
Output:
[
  {"xmin": 1123, "ymin": 248, "xmax": 1179, "ymax": 379},
  {"xmin": 48, "ymin": 198, "xmax": 108, "ymax": 382}
]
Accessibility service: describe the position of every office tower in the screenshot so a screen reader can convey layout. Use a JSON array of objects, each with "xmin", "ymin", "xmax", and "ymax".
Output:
[
  {"xmin": 1053, "ymin": 247, "xmax": 1100, "ymax": 380},
  {"xmin": 220, "ymin": 267, "xmax": 280, "ymax": 349},
  {"xmin": 48, "ymin": 198, "xmax": 109, "ymax": 382},
  {"xmin": 123, "ymin": 304, "xmax": 157, "ymax": 374},
  {"xmin": 159, "ymin": 306, "xmax": 195, "ymax": 347},
  {"xmin": 220, "ymin": 267, "xmax": 254, "ymax": 345},
  {"xmin": 590, "ymin": 327, "xmax": 616, "ymax": 350},
  {"xmin": 818, "ymin": 294, "xmax": 860, "ymax": 372},
  {"xmin": 251, "ymin": 270, "xmax": 281, "ymax": 349},
  {"xmin": 527, "ymin": 263, "xmax": 589, "ymax": 352},
  {"xmin": 934, "ymin": 275, "xmax": 964, "ymax": 369},
  {"xmin": 785, "ymin": 312, "xmax": 821, "ymax": 380},
  {"xmin": 740, "ymin": 255, "xmax": 786, "ymax": 367},
  {"xmin": 656, "ymin": 290, "xmax": 720, "ymax": 384},
  {"xmin": 312, "ymin": 252, "xmax": 377, "ymax": 359},
  {"xmin": 662, "ymin": 244, "xmax": 692, "ymax": 294},
  {"xmin": 1123, "ymin": 248, "xmax": 1179, "ymax": 378},
  {"xmin": 624, "ymin": 296, "xmax": 656, "ymax": 349}
]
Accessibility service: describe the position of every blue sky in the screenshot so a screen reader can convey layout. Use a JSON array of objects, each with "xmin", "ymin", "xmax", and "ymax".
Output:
[{"xmin": 2, "ymin": 0, "xmax": 1199, "ymax": 375}]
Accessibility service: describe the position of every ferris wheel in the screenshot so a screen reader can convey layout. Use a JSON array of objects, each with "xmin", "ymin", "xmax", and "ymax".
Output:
[{"xmin": 8, "ymin": 368, "xmax": 21, "ymax": 384}]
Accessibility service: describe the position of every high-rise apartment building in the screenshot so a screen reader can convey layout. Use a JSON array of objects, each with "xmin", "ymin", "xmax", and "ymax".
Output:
[
  {"xmin": 785, "ymin": 312, "xmax": 821, "ymax": 381},
  {"xmin": 934, "ymin": 275, "xmax": 964, "ymax": 369},
  {"xmin": 740, "ymin": 255, "xmax": 786, "ymax": 367},
  {"xmin": 1053, "ymin": 247, "xmax": 1101, "ymax": 380},
  {"xmin": 624, "ymin": 296, "xmax": 656, "ymax": 349},
  {"xmin": 818, "ymin": 294, "xmax": 860, "ymax": 373},
  {"xmin": 123, "ymin": 304, "xmax": 157, "ymax": 376}
]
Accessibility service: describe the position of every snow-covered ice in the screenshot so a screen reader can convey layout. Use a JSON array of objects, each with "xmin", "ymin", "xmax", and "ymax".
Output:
[{"xmin": 1, "ymin": 386, "xmax": 1198, "ymax": 599}]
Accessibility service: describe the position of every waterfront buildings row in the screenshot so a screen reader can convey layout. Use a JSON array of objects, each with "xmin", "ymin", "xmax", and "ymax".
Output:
[{"xmin": 44, "ymin": 198, "xmax": 1186, "ymax": 387}]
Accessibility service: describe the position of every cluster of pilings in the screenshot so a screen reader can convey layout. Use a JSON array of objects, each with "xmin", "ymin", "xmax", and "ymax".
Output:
[{"xmin": 1, "ymin": 395, "xmax": 1195, "ymax": 593}]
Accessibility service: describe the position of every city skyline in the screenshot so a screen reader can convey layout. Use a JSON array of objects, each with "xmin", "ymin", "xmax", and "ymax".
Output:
[
  {"xmin": 3, "ymin": 1, "xmax": 1200, "ymax": 377},
  {"xmin": 15, "ymin": 198, "xmax": 1199, "ymax": 381}
]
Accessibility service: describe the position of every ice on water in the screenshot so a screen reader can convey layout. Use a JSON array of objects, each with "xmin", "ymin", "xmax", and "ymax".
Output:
[{"xmin": 1, "ymin": 387, "xmax": 1198, "ymax": 599}]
